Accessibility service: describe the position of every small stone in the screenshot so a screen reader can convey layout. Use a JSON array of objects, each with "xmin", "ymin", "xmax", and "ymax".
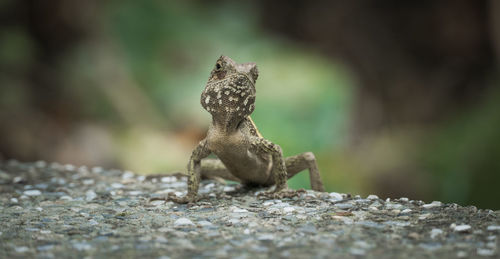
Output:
[
  {"xmin": 197, "ymin": 220, "xmax": 212, "ymax": 227},
  {"xmin": 161, "ymin": 176, "xmax": 176, "ymax": 183},
  {"xmin": 430, "ymin": 228, "xmax": 443, "ymax": 239},
  {"xmin": 349, "ymin": 248, "xmax": 366, "ymax": 256},
  {"xmin": 283, "ymin": 207, "xmax": 295, "ymax": 213},
  {"xmin": 399, "ymin": 197, "xmax": 409, "ymax": 202},
  {"xmin": 262, "ymin": 201, "xmax": 274, "ymax": 206},
  {"xmin": 329, "ymin": 192, "xmax": 343, "ymax": 201},
  {"xmin": 232, "ymin": 207, "xmax": 248, "ymax": 213},
  {"xmin": 111, "ymin": 183, "xmax": 124, "ymax": 189},
  {"xmin": 73, "ymin": 242, "xmax": 92, "ymax": 251},
  {"xmin": 92, "ymin": 167, "xmax": 103, "ymax": 173},
  {"xmin": 82, "ymin": 179, "xmax": 95, "ymax": 185},
  {"xmin": 40, "ymin": 230, "xmax": 51, "ymax": 234},
  {"xmin": 419, "ymin": 243, "xmax": 442, "ymax": 251},
  {"xmin": 423, "ymin": 201, "xmax": 442, "ymax": 209},
  {"xmin": 174, "ymin": 218, "xmax": 194, "ymax": 226},
  {"xmin": 419, "ymin": 213, "xmax": 431, "ymax": 220},
  {"xmin": 243, "ymin": 228, "xmax": 250, "ymax": 235},
  {"xmin": 15, "ymin": 246, "xmax": 29, "ymax": 253},
  {"xmin": 85, "ymin": 190, "xmax": 97, "ymax": 201},
  {"xmin": 227, "ymin": 218, "xmax": 240, "ymax": 225},
  {"xmin": 150, "ymin": 200, "xmax": 165, "ymax": 206},
  {"xmin": 13, "ymin": 176, "xmax": 24, "ymax": 183},
  {"xmin": 257, "ymin": 234, "xmax": 274, "ymax": 241},
  {"xmin": 477, "ymin": 248, "xmax": 495, "ymax": 256},
  {"xmin": 367, "ymin": 194, "xmax": 379, "ymax": 200},
  {"xmin": 23, "ymin": 189, "xmax": 42, "ymax": 196},
  {"xmin": 223, "ymin": 186, "xmax": 236, "ymax": 192},
  {"xmin": 60, "ymin": 195, "xmax": 73, "ymax": 201},
  {"xmin": 37, "ymin": 245, "xmax": 54, "ymax": 251},
  {"xmin": 122, "ymin": 171, "xmax": 135, "ymax": 179},
  {"xmin": 487, "ymin": 225, "xmax": 500, "ymax": 231},
  {"xmin": 453, "ymin": 224, "xmax": 471, "ymax": 232},
  {"xmin": 128, "ymin": 191, "xmax": 142, "ymax": 196},
  {"xmin": 401, "ymin": 209, "xmax": 412, "ymax": 214},
  {"xmin": 456, "ymin": 251, "xmax": 468, "ymax": 258},
  {"xmin": 10, "ymin": 197, "xmax": 18, "ymax": 203}
]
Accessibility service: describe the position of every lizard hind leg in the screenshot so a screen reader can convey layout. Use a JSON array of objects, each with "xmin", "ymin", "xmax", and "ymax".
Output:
[{"xmin": 285, "ymin": 152, "xmax": 325, "ymax": 192}]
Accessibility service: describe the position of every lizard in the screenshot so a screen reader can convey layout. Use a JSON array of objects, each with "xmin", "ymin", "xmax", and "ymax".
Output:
[{"xmin": 168, "ymin": 55, "xmax": 325, "ymax": 203}]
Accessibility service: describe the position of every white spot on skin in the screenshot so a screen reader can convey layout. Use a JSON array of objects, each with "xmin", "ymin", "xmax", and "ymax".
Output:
[
  {"xmin": 205, "ymin": 96, "xmax": 210, "ymax": 104},
  {"xmin": 217, "ymin": 92, "xmax": 222, "ymax": 99},
  {"xmin": 243, "ymin": 98, "xmax": 248, "ymax": 106},
  {"xmin": 225, "ymin": 91, "xmax": 230, "ymax": 95},
  {"xmin": 241, "ymin": 92, "xmax": 246, "ymax": 97},
  {"xmin": 218, "ymin": 100, "xmax": 222, "ymax": 105}
]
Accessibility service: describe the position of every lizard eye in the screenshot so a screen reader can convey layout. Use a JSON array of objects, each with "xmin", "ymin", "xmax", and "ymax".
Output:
[{"xmin": 215, "ymin": 62, "xmax": 222, "ymax": 71}]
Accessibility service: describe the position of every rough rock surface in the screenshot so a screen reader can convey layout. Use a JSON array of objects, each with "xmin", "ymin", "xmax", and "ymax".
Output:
[{"xmin": 0, "ymin": 160, "xmax": 499, "ymax": 258}]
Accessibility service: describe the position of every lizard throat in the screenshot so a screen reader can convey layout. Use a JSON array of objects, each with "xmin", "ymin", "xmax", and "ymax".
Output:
[{"xmin": 201, "ymin": 74, "xmax": 256, "ymax": 130}]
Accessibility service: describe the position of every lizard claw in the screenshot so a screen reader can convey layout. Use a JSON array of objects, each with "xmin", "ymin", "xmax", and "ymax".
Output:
[{"xmin": 150, "ymin": 193, "xmax": 198, "ymax": 204}]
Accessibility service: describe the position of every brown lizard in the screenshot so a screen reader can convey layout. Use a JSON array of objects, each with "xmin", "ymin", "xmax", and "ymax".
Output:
[{"xmin": 169, "ymin": 55, "xmax": 325, "ymax": 203}]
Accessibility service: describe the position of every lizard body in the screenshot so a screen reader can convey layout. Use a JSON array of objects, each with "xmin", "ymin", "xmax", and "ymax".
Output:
[{"xmin": 171, "ymin": 55, "xmax": 324, "ymax": 203}]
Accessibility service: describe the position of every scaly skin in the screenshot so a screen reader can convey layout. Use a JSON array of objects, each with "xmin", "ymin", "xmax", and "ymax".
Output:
[{"xmin": 169, "ymin": 56, "xmax": 325, "ymax": 204}]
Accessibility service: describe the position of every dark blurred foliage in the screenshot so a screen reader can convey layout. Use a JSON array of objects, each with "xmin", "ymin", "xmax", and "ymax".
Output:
[{"xmin": 0, "ymin": 0, "xmax": 499, "ymax": 208}]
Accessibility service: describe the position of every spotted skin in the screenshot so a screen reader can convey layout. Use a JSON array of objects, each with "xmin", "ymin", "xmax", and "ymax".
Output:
[{"xmin": 168, "ymin": 56, "xmax": 325, "ymax": 204}]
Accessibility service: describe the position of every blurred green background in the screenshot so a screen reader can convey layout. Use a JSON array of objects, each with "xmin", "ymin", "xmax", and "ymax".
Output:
[{"xmin": 1, "ymin": 0, "xmax": 499, "ymax": 209}]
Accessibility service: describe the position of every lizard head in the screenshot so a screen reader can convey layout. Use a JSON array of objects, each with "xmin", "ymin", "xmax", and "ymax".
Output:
[{"xmin": 201, "ymin": 55, "xmax": 258, "ymax": 126}]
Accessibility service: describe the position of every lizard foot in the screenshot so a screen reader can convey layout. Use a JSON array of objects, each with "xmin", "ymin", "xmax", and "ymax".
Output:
[
  {"xmin": 149, "ymin": 193, "xmax": 198, "ymax": 204},
  {"xmin": 258, "ymin": 188, "xmax": 306, "ymax": 200}
]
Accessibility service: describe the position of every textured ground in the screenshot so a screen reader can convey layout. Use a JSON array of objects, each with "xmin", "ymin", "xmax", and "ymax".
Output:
[{"xmin": 0, "ymin": 160, "xmax": 498, "ymax": 258}]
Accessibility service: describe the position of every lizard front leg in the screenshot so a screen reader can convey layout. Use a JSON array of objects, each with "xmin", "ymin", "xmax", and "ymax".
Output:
[
  {"xmin": 169, "ymin": 139, "xmax": 211, "ymax": 204},
  {"xmin": 252, "ymin": 138, "xmax": 304, "ymax": 199}
]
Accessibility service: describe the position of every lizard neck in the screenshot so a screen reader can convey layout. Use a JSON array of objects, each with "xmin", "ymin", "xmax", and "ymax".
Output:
[{"xmin": 211, "ymin": 116, "xmax": 243, "ymax": 135}]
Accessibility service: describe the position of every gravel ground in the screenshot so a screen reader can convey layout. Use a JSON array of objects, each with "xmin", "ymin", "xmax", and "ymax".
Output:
[{"xmin": 0, "ymin": 160, "xmax": 499, "ymax": 259}]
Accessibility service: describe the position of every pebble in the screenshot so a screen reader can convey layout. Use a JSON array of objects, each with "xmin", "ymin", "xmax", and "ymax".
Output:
[
  {"xmin": 453, "ymin": 224, "xmax": 471, "ymax": 232},
  {"xmin": 486, "ymin": 225, "xmax": 500, "ymax": 231},
  {"xmin": 23, "ymin": 189, "xmax": 42, "ymax": 196},
  {"xmin": 401, "ymin": 209, "xmax": 412, "ymax": 214},
  {"xmin": 257, "ymin": 234, "xmax": 274, "ymax": 241},
  {"xmin": 329, "ymin": 192, "xmax": 343, "ymax": 201},
  {"xmin": 477, "ymin": 248, "xmax": 495, "ymax": 256},
  {"xmin": 430, "ymin": 228, "xmax": 443, "ymax": 239},
  {"xmin": 15, "ymin": 246, "xmax": 29, "ymax": 253},
  {"xmin": 85, "ymin": 190, "xmax": 97, "ymax": 201},
  {"xmin": 223, "ymin": 186, "xmax": 236, "ymax": 192},
  {"xmin": 111, "ymin": 183, "xmax": 125, "ymax": 189},
  {"xmin": 174, "ymin": 218, "xmax": 194, "ymax": 226},
  {"xmin": 150, "ymin": 200, "xmax": 165, "ymax": 206},
  {"xmin": 60, "ymin": 195, "xmax": 73, "ymax": 201},
  {"xmin": 161, "ymin": 176, "xmax": 176, "ymax": 183},
  {"xmin": 283, "ymin": 207, "xmax": 295, "ymax": 213},
  {"xmin": 73, "ymin": 242, "xmax": 93, "ymax": 251},
  {"xmin": 37, "ymin": 245, "xmax": 54, "ymax": 251},
  {"xmin": 232, "ymin": 207, "xmax": 249, "ymax": 213},
  {"xmin": 13, "ymin": 176, "xmax": 23, "ymax": 183},
  {"xmin": 367, "ymin": 194, "xmax": 379, "ymax": 200},
  {"xmin": 423, "ymin": 201, "xmax": 442, "ymax": 209},
  {"xmin": 10, "ymin": 198, "xmax": 18, "ymax": 203},
  {"xmin": 82, "ymin": 179, "xmax": 95, "ymax": 185},
  {"xmin": 197, "ymin": 220, "xmax": 213, "ymax": 227},
  {"xmin": 122, "ymin": 171, "xmax": 135, "ymax": 179}
]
